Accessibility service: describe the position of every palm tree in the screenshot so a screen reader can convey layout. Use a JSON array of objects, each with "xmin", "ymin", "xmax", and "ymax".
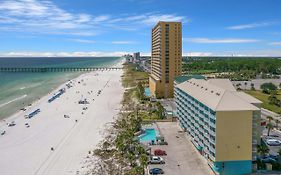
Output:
[
  {"xmin": 140, "ymin": 154, "xmax": 148, "ymax": 175},
  {"xmin": 102, "ymin": 141, "xmax": 110, "ymax": 152},
  {"xmin": 267, "ymin": 123, "xmax": 274, "ymax": 136},
  {"xmin": 267, "ymin": 116, "xmax": 273, "ymax": 123},
  {"xmin": 244, "ymin": 82, "xmax": 248, "ymax": 89},
  {"xmin": 257, "ymin": 144, "xmax": 269, "ymax": 157},
  {"xmin": 127, "ymin": 153, "xmax": 134, "ymax": 166}
]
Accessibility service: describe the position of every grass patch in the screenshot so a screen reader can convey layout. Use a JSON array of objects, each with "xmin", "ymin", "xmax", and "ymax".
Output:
[
  {"xmin": 139, "ymin": 111, "xmax": 161, "ymax": 121},
  {"xmin": 122, "ymin": 63, "xmax": 148, "ymax": 88},
  {"xmin": 244, "ymin": 90, "xmax": 281, "ymax": 114}
]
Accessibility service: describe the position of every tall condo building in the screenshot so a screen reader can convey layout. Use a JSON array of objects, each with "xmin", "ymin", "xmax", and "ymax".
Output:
[
  {"xmin": 175, "ymin": 79, "xmax": 262, "ymax": 175},
  {"xmin": 149, "ymin": 21, "xmax": 182, "ymax": 98}
]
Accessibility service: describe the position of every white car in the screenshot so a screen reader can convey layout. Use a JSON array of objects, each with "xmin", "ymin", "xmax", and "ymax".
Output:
[
  {"xmin": 148, "ymin": 156, "xmax": 165, "ymax": 164},
  {"xmin": 266, "ymin": 139, "xmax": 281, "ymax": 146},
  {"xmin": 1, "ymin": 130, "xmax": 6, "ymax": 135}
]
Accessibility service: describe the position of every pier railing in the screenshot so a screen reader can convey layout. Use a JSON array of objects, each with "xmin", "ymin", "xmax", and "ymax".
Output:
[{"xmin": 0, "ymin": 67, "xmax": 123, "ymax": 72}]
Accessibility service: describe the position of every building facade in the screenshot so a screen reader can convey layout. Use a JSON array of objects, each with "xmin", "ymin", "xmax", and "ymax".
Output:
[
  {"xmin": 149, "ymin": 21, "xmax": 182, "ymax": 98},
  {"xmin": 133, "ymin": 52, "xmax": 140, "ymax": 63},
  {"xmin": 175, "ymin": 79, "xmax": 262, "ymax": 175}
]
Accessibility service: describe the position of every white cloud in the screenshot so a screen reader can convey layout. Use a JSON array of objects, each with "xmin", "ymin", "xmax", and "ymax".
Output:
[
  {"xmin": 268, "ymin": 42, "xmax": 281, "ymax": 46},
  {"xmin": 0, "ymin": 0, "xmax": 97, "ymax": 35},
  {"xmin": 184, "ymin": 38, "xmax": 259, "ymax": 44},
  {"xmin": 227, "ymin": 22, "xmax": 275, "ymax": 30},
  {"xmin": 0, "ymin": 51, "xmax": 128, "ymax": 57},
  {"xmin": 69, "ymin": 39, "xmax": 96, "ymax": 44},
  {"xmin": 0, "ymin": 0, "xmax": 186, "ymax": 36}
]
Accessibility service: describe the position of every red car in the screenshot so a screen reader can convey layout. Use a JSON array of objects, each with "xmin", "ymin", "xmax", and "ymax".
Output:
[{"xmin": 154, "ymin": 149, "xmax": 167, "ymax": 156}]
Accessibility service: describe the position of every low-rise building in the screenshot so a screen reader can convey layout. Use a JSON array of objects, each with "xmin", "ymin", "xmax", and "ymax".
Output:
[{"xmin": 175, "ymin": 78, "xmax": 262, "ymax": 175}]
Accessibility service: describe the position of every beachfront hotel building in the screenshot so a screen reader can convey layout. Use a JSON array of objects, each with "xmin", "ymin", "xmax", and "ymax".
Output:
[
  {"xmin": 175, "ymin": 78, "xmax": 262, "ymax": 175},
  {"xmin": 149, "ymin": 21, "xmax": 182, "ymax": 98}
]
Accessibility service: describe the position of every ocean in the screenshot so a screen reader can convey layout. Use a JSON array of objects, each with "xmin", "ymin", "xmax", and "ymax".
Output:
[{"xmin": 0, "ymin": 57, "xmax": 121, "ymax": 119}]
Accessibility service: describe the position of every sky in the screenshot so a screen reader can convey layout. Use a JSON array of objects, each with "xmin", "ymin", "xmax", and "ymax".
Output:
[{"xmin": 0, "ymin": 0, "xmax": 281, "ymax": 57}]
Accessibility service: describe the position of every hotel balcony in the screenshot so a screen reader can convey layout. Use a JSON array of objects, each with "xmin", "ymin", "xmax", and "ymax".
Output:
[
  {"xmin": 203, "ymin": 139, "xmax": 209, "ymax": 147},
  {"xmin": 209, "ymin": 129, "xmax": 216, "ymax": 137},
  {"xmin": 252, "ymin": 139, "xmax": 258, "ymax": 145},
  {"xmin": 199, "ymin": 125, "xmax": 204, "ymax": 133},
  {"xmin": 194, "ymin": 122, "xmax": 199, "ymax": 128},
  {"xmin": 209, "ymin": 138, "xmax": 216, "ymax": 145},
  {"xmin": 204, "ymin": 131, "xmax": 209, "ymax": 138},
  {"xmin": 209, "ymin": 153, "xmax": 215, "ymax": 162},
  {"xmin": 209, "ymin": 145, "xmax": 216, "ymax": 154},
  {"xmin": 252, "ymin": 147, "xmax": 257, "ymax": 153},
  {"xmin": 209, "ymin": 121, "xmax": 216, "ymax": 128},
  {"xmin": 208, "ymin": 114, "xmax": 216, "ymax": 120}
]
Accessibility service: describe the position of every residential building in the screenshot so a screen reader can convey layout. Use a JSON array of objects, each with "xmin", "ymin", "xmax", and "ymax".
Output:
[
  {"xmin": 149, "ymin": 21, "xmax": 182, "ymax": 98},
  {"xmin": 133, "ymin": 52, "xmax": 141, "ymax": 63},
  {"xmin": 175, "ymin": 78, "xmax": 262, "ymax": 175}
]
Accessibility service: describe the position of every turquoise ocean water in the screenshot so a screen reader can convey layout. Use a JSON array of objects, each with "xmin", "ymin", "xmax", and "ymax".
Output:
[{"xmin": 0, "ymin": 57, "xmax": 121, "ymax": 119}]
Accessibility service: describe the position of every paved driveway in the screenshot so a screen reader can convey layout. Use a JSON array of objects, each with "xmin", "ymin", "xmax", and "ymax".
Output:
[{"xmin": 147, "ymin": 122, "xmax": 213, "ymax": 175}]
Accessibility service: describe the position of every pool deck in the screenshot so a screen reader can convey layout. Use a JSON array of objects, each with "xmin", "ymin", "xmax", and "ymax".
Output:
[{"xmin": 139, "ymin": 123, "xmax": 161, "ymax": 144}]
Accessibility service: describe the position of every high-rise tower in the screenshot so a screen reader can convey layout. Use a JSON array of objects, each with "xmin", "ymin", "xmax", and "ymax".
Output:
[{"xmin": 149, "ymin": 21, "xmax": 182, "ymax": 98}]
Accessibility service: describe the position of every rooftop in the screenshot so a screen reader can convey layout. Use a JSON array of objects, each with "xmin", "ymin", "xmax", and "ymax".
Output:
[{"xmin": 176, "ymin": 78, "xmax": 262, "ymax": 111}]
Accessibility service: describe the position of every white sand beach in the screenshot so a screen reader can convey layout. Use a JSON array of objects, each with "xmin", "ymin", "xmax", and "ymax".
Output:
[{"xmin": 0, "ymin": 61, "xmax": 124, "ymax": 175}]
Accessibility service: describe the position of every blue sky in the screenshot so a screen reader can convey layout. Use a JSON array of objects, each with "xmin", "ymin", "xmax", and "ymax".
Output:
[{"xmin": 0, "ymin": 0, "xmax": 281, "ymax": 56}]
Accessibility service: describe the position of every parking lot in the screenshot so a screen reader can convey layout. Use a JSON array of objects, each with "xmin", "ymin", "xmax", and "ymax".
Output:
[
  {"xmin": 147, "ymin": 122, "xmax": 213, "ymax": 175},
  {"xmin": 262, "ymin": 128, "xmax": 281, "ymax": 156}
]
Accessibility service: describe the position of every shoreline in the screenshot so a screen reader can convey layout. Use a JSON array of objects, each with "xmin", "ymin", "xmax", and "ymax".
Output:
[
  {"xmin": 0, "ymin": 59, "xmax": 125, "ymax": 175},
  {"xmin": 0, "ymin": 57, "xmax": 122, "ymax": 121},
  {"xmin": 0, "ymin": 72, "xmax": 82, "ymax": 127}
]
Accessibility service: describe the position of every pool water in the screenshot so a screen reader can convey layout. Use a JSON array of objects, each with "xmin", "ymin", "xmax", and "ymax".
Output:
[
  {"xmin": 139, "ymin": 129, "xmax": 156, "ymax": 142},
  {"xmin": 144, "ymin": 87, "xmax": 151, "ymax": 97}
]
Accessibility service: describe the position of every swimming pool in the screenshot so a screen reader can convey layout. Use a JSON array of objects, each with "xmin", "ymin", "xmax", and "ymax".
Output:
[
  {"xmin": 139, "ymin": 129, "xmax": 156, "ymax": 142},
  {"xmin": 144, "ymin": 87, "xmax": 151, "ymax": 97}
]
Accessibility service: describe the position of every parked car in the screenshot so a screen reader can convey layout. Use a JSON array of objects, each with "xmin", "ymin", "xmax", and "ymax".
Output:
[
  {"xmin": 261, "ymin": 157, "xmax": 276, "ymax": 163},
  {"xmin": 269, "ymin": 154, "xmax": 279, "ymax": 160},
  {"xmin": 149, "ymin": 168, "xmax": 164, "ymax": 174},
  {"xmin": 7, "ymin": 122, "xmax": 16, "ymax": 127},
  {"xmin": 1, "ymin": 130, "xmax": 6, "ymax": 135},
  {"xmin": 148, "ymin": 156, "xmax": 165, "ymax": 164},
  {"xmin": 154, "ymin": 149, "xmax": 167, "ymax": 156},
  {"xmin": 266, "ymin": 139, "xmax": 281, "ymax": 146}
]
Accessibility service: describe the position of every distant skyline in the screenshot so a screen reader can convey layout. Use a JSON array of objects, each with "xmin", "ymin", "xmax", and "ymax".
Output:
[{"xmin": 0, "ymin": 0, "xmax": 281, "ymax": 57}]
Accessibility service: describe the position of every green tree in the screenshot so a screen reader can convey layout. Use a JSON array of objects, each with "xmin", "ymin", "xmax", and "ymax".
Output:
[
  {"xmin": 267, "ymin": 123, "xmax": 274, "ymax": 136},
  {"xmin": 267, "ymin": 116, "xmax": 273, "ymax": 123},
  {"xmin": 261, "ymin": 83, "xmax": 277, "ymax": 94},
  {"xmin": 127, "ymin": 153, "xmax": 135, "ymax": 166},
  {"xmin": 257, "ymin": 144, "xmax": 269, "ymax": 157},
  {"xmin": 250, "ymin": 83, "xmax": 255, "ymax": 90},
  {"xmin": 156, "ymin": 102, "xmax": 165, "ymax": 119},
  {"xmin": 102, "ymin": 141, "xmax": 110, "ymax": 152},
  {"xmin": 140, "ymin": 154, "xmax": 148, "ymax": 175},
  {"xmin": 244, "ymin": 82, "xmax": 248, "ymax": 89}
]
